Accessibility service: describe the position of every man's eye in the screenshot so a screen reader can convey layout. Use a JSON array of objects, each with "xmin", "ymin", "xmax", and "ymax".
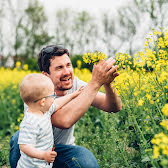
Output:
[
  {"xmin": 67, "ymin": 63, "xmax": 72, "ymax": 67},
  {"xmin": 56, "ymin": 67, "xmax": 62, "ymax": 70}
]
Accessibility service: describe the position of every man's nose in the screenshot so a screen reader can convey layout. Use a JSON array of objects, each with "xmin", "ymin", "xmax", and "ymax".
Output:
[{"xmin": 62, "ymin": 67, "xmax": 70, "ymax": 75}]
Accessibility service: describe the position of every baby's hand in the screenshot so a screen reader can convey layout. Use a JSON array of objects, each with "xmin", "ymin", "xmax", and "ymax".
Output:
[
  {"xmin": 74, "ymin": 86, "xmax": 84, "ymax": 97},
  {"xmin": 43, "ymin": 150, "xmax": 57, "ymax": 163}
]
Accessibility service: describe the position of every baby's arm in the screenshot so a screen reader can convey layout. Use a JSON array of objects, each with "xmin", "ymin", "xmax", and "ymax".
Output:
[
  {"xmin": 19, "ymin": 144, "xmax": 57, "ymax": 163},
  {"xmin": 55, "ymin": 86, "xmax": 84, "ymax": 110}
]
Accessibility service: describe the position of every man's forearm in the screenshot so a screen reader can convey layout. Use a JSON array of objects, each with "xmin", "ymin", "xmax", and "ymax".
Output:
[
  {"xmin": 51, "ymin": 80, "xmax": 100, "ymax": 129},
  {"xmin": 103, "ymin": 83, "xmax": 122, "ymax": 112},
  {"xmin": 91, "ymin": 83, "xmax": 122, "ymax": 112}
]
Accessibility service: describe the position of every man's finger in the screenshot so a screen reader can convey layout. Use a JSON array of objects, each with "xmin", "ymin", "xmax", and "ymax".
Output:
[
  {"xmin": 105, "ymin": 59, "xmax": 116, "ymax": 72},
  {"xmin": 113, "ymin": 72, "xmax": 120, "ymax": 77},
  {"xmin": 107, "ymin": 65, "xmax": 118, "ymax": 75}
]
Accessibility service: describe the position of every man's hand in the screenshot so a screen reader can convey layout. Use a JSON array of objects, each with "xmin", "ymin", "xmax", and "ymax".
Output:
[
  {"xmin": 105, "ymin": 64, "xmax": 119, "ymax": 84},
  {"xmin": 92, "ymin": 58, "xmax": 119, "ymax": 87},
  {"xmin": 43, "ymin": 150, "xmax": 57, "ymax": 163}
]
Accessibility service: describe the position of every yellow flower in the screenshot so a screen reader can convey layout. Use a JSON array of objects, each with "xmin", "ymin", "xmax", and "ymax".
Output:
[
  {"xmin": 162, "ymin": 104, "xmax": 168, "ymax": 116},
  {"xmin": 160, "ymin": 120, "xmax": 168, "ymax": 130},
  {"xmin": 17, "ymin": 118, "xmax": 21, "ymax": 122},
  {"xmin": 138, "ymin": 99, "xmax": 144, "ymax": 106},
  {"xmin": 140, "ymin": 86, "xmax": 145, "ymax": 91},
  {"xmin": 151, "ymin": 138, "xmax": 161, "ymax": 145},
  {"xmin": 134, "ymin": 92, "xmax": 138, "ymax": 96},
  {"xmin": 146, "ymin": 94, "xmax": 152, "ymax": 101},
  {"xmin": 83, "ymin": 51, "xmax": 107, "ymax": 64},
  {"xmin": 162, "ymin": 149, "xmax": 168, "ymax": 156},
  {"xmin": 161, "ymin": 136, "xmax": 168, "ymax": 144},
  {"xmin": 20, "ymin": 113, "xmax": 24, "ymax": 118},
  {"xmin": 156, "ymin": 99, "xmax": 160, "ymax": 103},
  {"xmin": 23, "ymin": 64, "xmax": 28, "ymax": 71},
  {"xmin": 12, "ymin": 99, "xmax": 16, "ymax": 105},
  {"xmin": 153, "ymin": 145, "xmax": 160, "ymax": 159},
  {"xmin": 15, "ymin": 126, "xmax": 19, "ymax": 130},
  {"xmin": 76, "ymin": 60, "xmax": 82, "ymax": 69},
  {"xmin": 16, "ymin": 61, "xmax": 21, "ymax": 68},
  {"xmin": 150, "ymin": 100, "xmax": 154, "ymax": 105}
]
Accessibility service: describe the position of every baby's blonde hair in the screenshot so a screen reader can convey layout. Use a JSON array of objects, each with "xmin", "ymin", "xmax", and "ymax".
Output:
[{"xmin": 20, "ymin": 73, "xmax": 53, "ymax": 104}]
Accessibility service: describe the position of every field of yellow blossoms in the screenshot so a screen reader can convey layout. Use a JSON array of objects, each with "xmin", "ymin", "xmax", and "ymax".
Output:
[{"xmin": 0, "ymin": 29, "xmax": 168, "ymax": 167}]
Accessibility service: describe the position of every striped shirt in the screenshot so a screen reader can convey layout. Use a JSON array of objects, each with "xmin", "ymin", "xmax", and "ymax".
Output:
[{"xmin": 17, "ymin": 102, "xmax": 56, "ymax": 168}]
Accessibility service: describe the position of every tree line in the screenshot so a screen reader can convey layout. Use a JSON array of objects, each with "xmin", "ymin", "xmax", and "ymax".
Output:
[{"xmin": 0, "ymin": 0, "xmax": 168, "ymax": 68}]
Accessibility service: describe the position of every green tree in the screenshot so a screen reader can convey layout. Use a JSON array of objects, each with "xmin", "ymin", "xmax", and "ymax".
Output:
[
  {"xmin": 0, "ymin": 0, "xmax": 6, "ymax": 60},
  {"xmin": 117, "ymin": 6, "xmax": 139, "ymax": 55},
  {"xmin": 101, "ymin": 13, "xmax": 122, "ymax": 57},
  {"xmin": 13, "ymin": 0, "xmax": 53, "ymax": 65},
  {"xmin": 116, "ymin": 0, "xmax": 168, "ymax": 55},
  {"xmin": 134, "ymin": 0, "xmax": 168, "ymax": 27},
  {"xmin": 73, "ymin": 11, "xmax": 98, "ymax": 54},
  {"xmin": 55, "ymin": 9, "xmax": 74, "ymax": 54}
]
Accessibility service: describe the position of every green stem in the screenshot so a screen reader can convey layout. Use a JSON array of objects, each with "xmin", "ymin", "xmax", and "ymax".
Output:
[
  {"xmin": 131, "ymin": 115, "xmax": 147, "ymax": 145},
  {"xmin": 153, "ymin": 71, "xmax": 164, "ymax": 92},
  {"xmin": 131, "ymin": 115, "xmax": 158, "ymax": 168},
  {"xmin": 147, "ymin": 106, "xmax": 159, "ymax": 129},
  {"xmin": 116, "ymin": 141, "xmax": 130, "ymax": 167},
  {"xmin": 155, "ymin": 101, "xmax": 164, "ymax": 120}
]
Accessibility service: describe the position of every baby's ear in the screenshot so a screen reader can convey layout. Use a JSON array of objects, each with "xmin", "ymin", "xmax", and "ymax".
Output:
[{"xmin": 39, "ymin": 98, "xmax": 46, "ymax": 106}]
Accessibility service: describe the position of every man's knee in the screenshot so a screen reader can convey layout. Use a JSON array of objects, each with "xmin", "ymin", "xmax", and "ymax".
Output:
[
  {"xmin": 10, "ymin": 130, "xmax": 19, "ymax": 147},
  {"xmin": 73, "ymin": 146, "xmax": 99, "ymax": 168}
]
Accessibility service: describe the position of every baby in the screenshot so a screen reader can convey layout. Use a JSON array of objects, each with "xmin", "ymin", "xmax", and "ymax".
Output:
[{"xmin": 17, "ymin": 73, "xmax": 83, "ymax": 168}]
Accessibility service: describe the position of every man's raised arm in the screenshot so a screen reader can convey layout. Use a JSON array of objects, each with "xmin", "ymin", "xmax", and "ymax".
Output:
[
  {"xmin": 91, "ymin": 83, "xmax": 122, "ymax": 113},
  {"xmin": 91, "ymin": 59, "xmax": 122, "ymax": 112}
]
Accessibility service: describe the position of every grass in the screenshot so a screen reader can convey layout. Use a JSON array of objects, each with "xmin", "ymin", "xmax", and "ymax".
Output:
[{"xmin": 0, "ymin": 136, "xmax": 10, "ymax": 167}]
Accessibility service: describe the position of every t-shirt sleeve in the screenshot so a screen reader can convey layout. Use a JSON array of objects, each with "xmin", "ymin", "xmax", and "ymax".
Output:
[
  {"xmin": 75, "ymin": 77, "xmax": 87, "ymax": 89},
  {"xmin": 18, "ymin": 122, "xmax": 39, "ymax": 145},
  {"xmin": 48, "ymin": 101, "xmax": 57, "ymax": 116}
]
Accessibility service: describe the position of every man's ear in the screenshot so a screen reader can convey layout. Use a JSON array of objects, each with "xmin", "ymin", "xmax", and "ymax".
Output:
[
  {"xmin": 42, "ymin": 71, "xmax": 49, "ymax": 77},
  {"xmin": 39, "ymin": 98, "xmax": 45, "ymax": 106}
]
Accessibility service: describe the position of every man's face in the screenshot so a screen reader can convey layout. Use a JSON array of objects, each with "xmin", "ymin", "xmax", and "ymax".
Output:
[{"xmin": 46, "ymin": 54, "xmax": 74, "ymax": 96}]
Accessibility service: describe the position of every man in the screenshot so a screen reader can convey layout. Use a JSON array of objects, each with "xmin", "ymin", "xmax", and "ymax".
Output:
[{"xmin": 9, "ymin": 45, "xmax": 122, "ymax": 168}]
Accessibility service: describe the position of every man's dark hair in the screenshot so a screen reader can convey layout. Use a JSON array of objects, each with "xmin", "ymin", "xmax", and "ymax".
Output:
[{"xmin": 38, "ymin": 45, "xmax": 70, "ymax": 73}]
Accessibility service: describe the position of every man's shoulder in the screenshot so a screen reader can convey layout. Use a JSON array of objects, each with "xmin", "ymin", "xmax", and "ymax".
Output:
[
  {"xmin": 70, "ymin": 77, "xmax": 87, "ymax": 92},
  {"xmin": 74, "ymin": 76, "xmax": 87, "ymax": 86}
]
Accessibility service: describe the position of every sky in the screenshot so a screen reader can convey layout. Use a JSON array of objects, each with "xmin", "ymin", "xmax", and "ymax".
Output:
[{"xmin": 39, "ymin": 0, "xmax": 128, "ymax": 14}]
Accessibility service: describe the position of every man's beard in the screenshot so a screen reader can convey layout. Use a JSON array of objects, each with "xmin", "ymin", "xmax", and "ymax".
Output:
[
  {"xmin": 58, "ymin": 87, "xmax": 72, "ymax": 91},
  {"xmin": 57, "ymin": 84, "xmax": 73, "ymax": 91}
]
